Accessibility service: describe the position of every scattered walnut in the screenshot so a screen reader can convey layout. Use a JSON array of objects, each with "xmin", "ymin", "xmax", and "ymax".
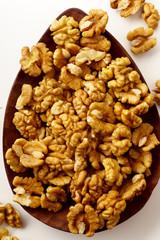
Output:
[
  {"xmin": 142, "ymin": 3, "xmax": 160, "ymax": 30},
  {"xmin": 110, "ymin": 0, "xmax": 145, "ymax": 18},
  {"xmin": 50, "ymin": 15, "xmax": 80, "ymax": 45},
  {"xmin": 127, "ymin": 27, "xmax": 156, "ymax": 54},
  {"xmin": 79, "ymin": 9, "xmax": 108, "ymax": 37},
  {"xmin": 20, "ymin": 43, "xmax": 53, "ymax": 77},
  {"xmin": 0, "ymin": 203, "xmax": 5, "ymax": 225},
  {"xmin": 0, "ymin": 228, "xmax": 9, "ymax": 239},
  {"xmin": 5, "ymin": 203, "xmax": 22, "ymax": 228}
]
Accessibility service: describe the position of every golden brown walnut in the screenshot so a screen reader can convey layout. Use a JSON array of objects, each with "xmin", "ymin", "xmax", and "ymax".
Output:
[
  {"xmin": 13, "ymin": 109, "xmax": 42, "ymax": 140},
  {"xmin": 40, "ymin": 194, "xmax": 62, "ymax": 212},
  {"xmin": 49, "ymin": 173, "xmax": 71, "ymax": 187},
  {"xmin": 67, "ymin": 203, "xmax": 100, "ymax": 237},
  {"xmin": 1, "ymin": 236, "xmax": 19, "ymax": 240},
  {"xmin": 121, "ymin": 109, "xmax": 142, "ymax": 128},
  {"xmin": 114, "ymin": 102, "xmax": 125, "ymax": 121},
  {"xmin": 12, "ymin": 176, "xmax": 43, "ymax": 208},
  {"xmin": 73, "ymin": 90, "xmax": 91, "ymax": 120},
  {"xmin": 153, "ymin": 80, "xmax": 160, "ymax": 105},
  {"xmin": 102, "ymin": 158, "xmax": 123, "ymax": 187},
  {"xmin": 131, "ymin": 123, "xmax": 160, "ymax": 151},
  {"xmin": 87, "ymin": 102, "xmax": 116, "ymax": 136},
  {"xmin": 5, "ymin": 138, "xmax": 27, "ymax": 173},
  {"xmin": 114, "ymin": 88, "xmax": 141, "ymax": 105},
  {"xmin": 5, "ymin": 203, "xmax": 22, "ymax": 228},
  {"xmin": 50, "ymin": 15, "xmax": 80, "ymax": 45},
  {"xmin": 53, "ymin": 48, "xmax": 71, "ymax": 69},
  {"xmin": 30, "ymin": 72, "xmax": 63, "ymax": 113},
  {"xmin": 100, "ymin": 57, "xmax": 131, "ymax": 82},
  {"xmin": 97, "ymin": 190, "xmax": 126, "ymax": 229},
  {"xmin": 111, "ymin": 124, "xmax": 132, "ymax": 157},
  {"xmin": 15, "ymin": 84, "xmax": 32, "ymax": 110},
  {"xmin": 110, "ymin": 0, "xmax": 145, "ymax": 18},
  {"xmin": 59, "ymin": 66, "xmax": 83, "ymax": 90},
  {"xmin": 46, "ymin": 186, "xmax": 67, "ymax": 203},
  {"xmin": 75, "ymin": 47, "xmax": 106, "ymax": 66},
  {"xmin": 83, "ymin": 80, "xmax": 106, "ymax": 102},
  {"xmin": 142, "ymin": 3, "xmax": 160, "ymax": 30},
  {"xmin": 20, "ymin": 43, "xmax": 53, "ymax": 77},
  {"xmin": 129, "ymin": 148, "xmax": 152, "ymax": 173},
  {"xmin": 126, "ymin": 27, "xmax": 156, "ymax": 54},
  {"xmin": 120, "ymin": 174, "xmax": 146, "ymax": 200},
  {"xmin": 79, "ymin": 9, "xmax": 108, "ymax": 37},
  {"xmin": 80, "ymin": 35, "xmax": 111, "ymax": 52},
  {"xmin": 74, "ymin": 137, "xmax": 89, "ymax": 172},
  {"xmin": 0, "ymin": 228, "xmax": 9, "ymax": 239},
  {"xmin": 0, "ymin": 203, "xmax": 5, "ymax": 225}
]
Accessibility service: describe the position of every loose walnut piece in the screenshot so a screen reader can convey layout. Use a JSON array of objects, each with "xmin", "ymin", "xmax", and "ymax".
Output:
[
  {"xmin": 15, "ymin": 84, "xmax": 32, "ymax": 110},
  {"xmin": 127, "ymin": 27, "xmax": 156, "ymax": 54},
  {"xmin": 142, "ymin": 3, "xmax": 160, "ymax": 30},
  {"xmin": 20, "ymin": 43, "xmax": 53, "ymax": 77},
  {"xmin": 110, "ymin": 0, "xmax": 145, "ymax": 18},
  {"xmin": 79, "ymin": 9, "xmax": 108, "ymax": 37},
  {"xmin": 0, "ymin": 203, "xmax": 5, "ymax": 225},
  {"xmin": 5, "ymin": 203, "xmax": 22, "ymax": 228}
]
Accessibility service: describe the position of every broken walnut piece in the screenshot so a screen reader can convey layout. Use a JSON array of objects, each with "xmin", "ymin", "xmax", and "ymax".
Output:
[
  {"xmin": 80, "ymin": 35, "xmax": 111, "ymax": 52},
  {"xmin": 5, "ymin": 203, "xmax": 22, "ymax": 228},
  {"xmin": 15, "ymin": 84, "xmax": 32, "ymax": 110},
  {"xmin": 79, "ymin": 9, "xmax": 108, "ymax": 37},
  {"xmin": 127, "ymin": 27, "xmax": 156, "ymax": 54},
  {"xmin": 110, "ymin": 0, "xmax": 145, "ymax": 18},
  {"xmin": 142, "ymin": 3, "xmax": 160, "ymax": 30}
]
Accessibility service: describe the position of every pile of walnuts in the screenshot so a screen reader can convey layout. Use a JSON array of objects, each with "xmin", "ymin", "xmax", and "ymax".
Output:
[{"xmin": 5, "ymin": 9, "xmax": 160, "ymax": 236}]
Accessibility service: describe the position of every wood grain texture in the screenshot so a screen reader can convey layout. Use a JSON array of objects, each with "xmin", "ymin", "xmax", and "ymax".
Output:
[{"xmin": 3, "ymin": 8, "xmax": 160, "ymax": 233}]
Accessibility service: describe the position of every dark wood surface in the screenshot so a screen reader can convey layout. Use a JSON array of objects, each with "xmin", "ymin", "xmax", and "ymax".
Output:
[{"xmin": 3, "ymin": 8, "xmax": 160, "ymax": 233}]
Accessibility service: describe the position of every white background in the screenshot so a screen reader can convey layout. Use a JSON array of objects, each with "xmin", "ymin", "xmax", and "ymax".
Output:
[{"xmin": 0, "ymin": 0, "xmax": 160, "ymax": 239}]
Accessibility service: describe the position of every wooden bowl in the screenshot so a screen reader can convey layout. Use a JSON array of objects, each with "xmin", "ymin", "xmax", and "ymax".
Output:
[{"xmin": 3, "ymin": 8, "xmax": 160, "ymax": 233}]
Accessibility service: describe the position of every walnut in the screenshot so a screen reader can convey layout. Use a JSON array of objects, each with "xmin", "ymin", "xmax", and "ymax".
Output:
[
  {"xmin": 13, "ymin": 109, "xmax": 42, "ymax": 140},
  {"xmin": 74, "ymin": 138, "xmax": 89, "ymax": 172},
  {"xmin": 15, "ymin": 84, "xmax": 32, "ymax": 110},
  {"xmin": 111, "ymin": 124, "xmax": 132, "ymax": 157},
  {"xmin": 83, "ymin": 80, "xmax": 106, "ymax": 102},
  {"xmin": 0, "ymin": 203, "xmax": 5, "ymax": 225},
  {"xmin": 132, "ymin": 123, "xmax": 160, "ymax": 151},
  {"xmin": 53, "ymin": 48, "xmax": 71, "ymax": 69},
  {"xmin": 19, "ymin": 139, "xmax": 49, "ymax": 168},
  {"xmin": 1, "ymin": 236, "xmax": 19, "ymax": 240},
  {"xmin": 102, "ymin": 158, "xmax": 123, "ymax": 187},
  {"xmin": 120, "ymin": 174, "xmax": 146, "ymax": 200},
  {"xmin": 127, "ymin": 27, "xmax": 156, "ymax": 54},
  {"xmin": 130, "ymin": 102, "xmax": 149, "ymax": 115},
  {"xmin": 129, "ymin": 148, "xmax": 152, "ymax": 174},
  {"xmin": 20, "ymin": 43, "xmax": 53, "ymax": 77},
  {"xmin": 45, "ymin": 152, "xmax": 74, "ymax": 172},
  {"xmin": 97, "ymin": 190, "xmax": 126, "ymax": 229},
  {"xmin": 100, "ymin": 57, "xmax": 131, "ymax": 82},
  {"xmin": 49, "ymin": 173, "xmax": 71, "ymax": 186},
  {"xmin": 114, "ymin": 102, "xmax": 125, "ymax": 121},
  {"xmin": 59, "ymin": 66, "xmax": 83, "ymax": 90},
  {"xmin": 121, "ymin": 109, "xmax": 142, "ymax": 128},
  {"xmin": 114, "ymin": 88, "xmax": 141, "ymax": 105},
  {"xmin": 142, "ymin": 3, "xmax": 160, "ymax": 30},
  {"xmin": 5, "ymin": 138, "xmax": 27, "ymax": 173},
  {"xmin": 30, "ymin": 72, "xmax": 63, "ymax": 113},
  {"xmin": 110, "ymin": 0, "xmax": 145, "ymax": 18},
  {"xmin": 67, "ymin": 203, "xmax": 100, "ymax": 237},
  {"xmin": 73, "ymin": 90, "xmax": 91, "ymax": 120},
  {"xmin": 12, "ymin": 176, "xmax": 43, "ymax": 208},
  {"xmin": 40, "ymin": 194, "xmax": 62, "ymax": 212},
  {"xmin": 79, "ymin": 9, "xmax": 108, "ymax": 37},
  {"xmin": 75, "ymin": 47, "xmax": 106, "ymax": 66},
  {"xmin": 153, "ymin": 80, "xmax": 160, "ymax": 105},
  {"xmin": 50, "ymin": 15, "xmax": 80, "ymax": 45},
  {"xmin": 80, "ymin": 35, "xmax": 111, "ymax": 52},
  {"xmin": 0, "ymin": 228, "xmax": 9, "ymax": 239},
  {"xmin": 87, "ymin": 102, "xmax": 116, "ymax": 136},
  {"xmin": 5, "ymin": 203, "xmax": 22, "ymax": 228},
  {"xmin": 65, "ymin": 43, "xmax": 80, "ymax": 56}
]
